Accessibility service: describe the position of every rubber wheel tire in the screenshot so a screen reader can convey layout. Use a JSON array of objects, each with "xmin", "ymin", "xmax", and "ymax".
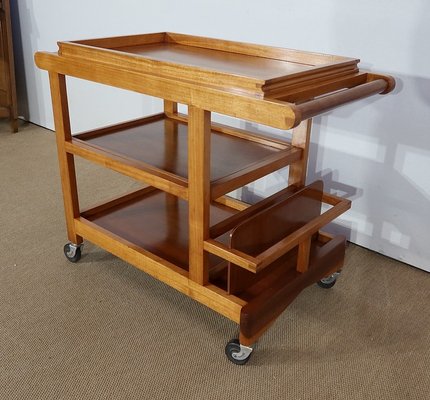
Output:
[
  {"xmin": 225, "ymin": 339, "xmax": 252, "ymax": 365},
  {"xmin": 317, "ymin": 277, "xmax": 337, "ymax": 289},
  {"xmin": 63, "ymin": 244, "xmax": 82, "ymax": 263}
]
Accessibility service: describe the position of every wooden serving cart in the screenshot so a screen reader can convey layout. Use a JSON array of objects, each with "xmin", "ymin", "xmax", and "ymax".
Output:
[{"xmin": 35, "ymin": 33, "xmax": 394, "ymax": 364}]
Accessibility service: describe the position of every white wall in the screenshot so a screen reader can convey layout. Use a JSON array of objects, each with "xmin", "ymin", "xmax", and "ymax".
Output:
[{"xmin": 12, "ymin": 0, "xmax": 430, "ymax": 271}]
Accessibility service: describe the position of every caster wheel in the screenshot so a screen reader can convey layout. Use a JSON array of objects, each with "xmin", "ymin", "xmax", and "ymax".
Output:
[
  {"xmin": 317, "ymin": 272, "xmax": 339, "ymax": 289},
  {"xmin": 225, "ymin": 339, "xmax": 253, "ymax": 365},
  {"xmin": 63, "ymin": 243, "xmax": 82, "ymax": 263}
]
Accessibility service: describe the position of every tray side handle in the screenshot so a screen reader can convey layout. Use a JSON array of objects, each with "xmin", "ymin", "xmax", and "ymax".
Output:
[{"xmin": 296, "ymin": 76, "xmax": 394, "ymax": 121}]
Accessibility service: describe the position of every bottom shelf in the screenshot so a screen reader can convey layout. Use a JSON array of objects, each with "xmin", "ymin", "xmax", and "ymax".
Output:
[
  {"xmin": 81, "ymin": 188, "xmax": 236, "ymax": 270},
  {"xmin": 75, "ymin": 183, "xmax": 348, "ymax": 342}
]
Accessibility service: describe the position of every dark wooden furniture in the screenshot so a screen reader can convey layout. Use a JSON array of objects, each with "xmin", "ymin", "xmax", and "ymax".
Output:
[
  {"xmin": 35, "ymin": 33, "xmax": 394, "ymax": 364},
  {"xmin": 0, "ymin": 0, "xmax": 18, "ymax": 132}
]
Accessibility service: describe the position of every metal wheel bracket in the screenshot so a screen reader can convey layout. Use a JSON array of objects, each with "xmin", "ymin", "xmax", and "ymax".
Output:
[
  {"xmin": 231, "ymin": 343, "xmax": 253, "ymax": 361},
  {"xmin": 320, "ymin": 271, "xmax": 341, "ymax": 284},
  {"xmin": 66, "ymin": 243, "xmax": 83, "ymax": 258}
]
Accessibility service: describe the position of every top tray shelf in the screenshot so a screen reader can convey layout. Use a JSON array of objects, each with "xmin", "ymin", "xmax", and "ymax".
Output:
[
  {"xmin": 35, "ymin": 32, "xmax": 394, "ymax": 130},
  {"xmin": 58, "ymin": 32, "xmax": 359, "ymax": 98}
]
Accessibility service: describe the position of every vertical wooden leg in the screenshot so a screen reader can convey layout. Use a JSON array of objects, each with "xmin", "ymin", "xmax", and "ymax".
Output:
[
  {"xmin": 297, "ymin": 237, "xmax": 312, "ymax": 273},
  {"xmin": 164, "ymin": 102, "xmax": 179, "ymax": 171},
  {"xmin": 288, "ymin": 118, "xmax": 313, "ymax": 187},
  {"xmin": 48, "ymin": 72, "xmax": 82, "ymax": 245},
  {"xmin": 164, "ymin": 99, "xmax": 178, "ymax": 117},
  {"xmin": 10, "ymin": 117, "xmax": 18, "ymax": 133},
  {"xmin": 164, "ymin": 103, "xmax": 179, "ymax": 237},
  {"xmin": 188, "ymin": 106, "xmax": 211, "ymax": 285},
  {"xmin": 239, "ymin": 316, "xmax": 278, "ymax": 348}
]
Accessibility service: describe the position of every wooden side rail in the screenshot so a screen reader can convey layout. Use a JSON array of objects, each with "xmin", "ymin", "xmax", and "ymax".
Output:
[
  {"xmin": 295, "ymin": 78, "xmax": 390, "ymax": 121},
  {"xmin": 204, "ymin": 239, "xmax": 259, "ymax": 273}
]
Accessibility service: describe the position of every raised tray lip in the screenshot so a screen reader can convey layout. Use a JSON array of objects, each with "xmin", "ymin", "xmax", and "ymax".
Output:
[
  {"xmin": 56, "ymin": 32, "xmax": 360, "ymax": 97},
  {"xmin": 66, "ymin": 32, "xmax": 358, "ymax": 65}
]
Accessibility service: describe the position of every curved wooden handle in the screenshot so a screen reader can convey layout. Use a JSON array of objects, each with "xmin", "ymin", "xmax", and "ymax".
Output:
[{"xmin": 296, "ymin": 78, "xmax": 390, "ymax": 121}]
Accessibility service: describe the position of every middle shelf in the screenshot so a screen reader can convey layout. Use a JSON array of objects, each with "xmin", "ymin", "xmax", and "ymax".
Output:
[{"xmin": 67, "ymin": 113, "xmax": 302, "ymax": 200}]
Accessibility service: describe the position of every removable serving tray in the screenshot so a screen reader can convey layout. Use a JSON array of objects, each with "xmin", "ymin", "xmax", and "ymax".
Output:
[{"xmin": 58, "ymin": 32, "xmax": 359, "ymax": 98}]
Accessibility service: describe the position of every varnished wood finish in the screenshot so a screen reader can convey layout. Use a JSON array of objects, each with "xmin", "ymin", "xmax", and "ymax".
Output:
[
  {"xmin": 163, "ymin": 99, "xmax": 178, "ymax": 117},
  {"xmin": 74, "ymin": 113, "xmax": 166, "ymax": 140},
  {"xmin": 227, "ymin": 181, "xmax": 323, "ymax": 294},
  {"xmin": 165, "ymin": 33, "xmax": 352, "ymax": 65},
  {"xmin": 214, "ymin": 195, "xmax": 249, "ymax": 212},
  {"xmin": 317, "ymin": 231, "xmax": 335, "ymax": 244},
  {"xmin": 74, "ymin": 216, "xmax": 245, "ymax": 323},
  {"xmin": 48, "ymin": 73, "xmax": 82, "ymax": 245},
  {"xmin": 83, "ymin": 189, "xmax": 235, "ymax": 270},
  {"xmin": 72, "ymin": 116, "xmax": 300, "ymax": 200},
  {"xmin": 297, "ymin": 237, "xmax": 312, "ymax": 273},
  {"xmin": 34, "ymin": 51, "xmax": 299, "ymax": 129},
  {"xmin": 203, "ymin": 182, "xmax": 350, "ymax": 281},
  {"xmin": 288, "ymin": 119, "xmax": 312, "ymax": 187},
  {"xmin": 255, "ymin": 192, "xmax": 350, "ymax": 271},
  {"xmin": 296, "ymin": 79, "xmax": 389, "ymax": 120},
  {"xmin": 367, "ymin": 73, "xmax": 396, "ymax": 94},
  {"xmin": 211, "ymin": 148, "xmax": 300, "ymax": 199},
  {"xmin": 188, "ymin": 107, "xmax": 211, "ymax": 284},
  {"xmin": 203, "ymin": 239, "xmax": 258, "ymax": 273},
  {"xmin": 36, "ymin": 33, "xmax": 395, "ymax": 130},
  {"xmin": 274, "ymin": 71, "xmax": 368, "ymax": 102},
  {"xmin": 65, "ymin": 139, "xmax": 189, "ymax": 200},
  {"xmin": 239, "ymin": 235, "xmax": 346, "ymax": 342},
  {"xmin": 169, "ymin": 112, "xmax": 292, "ymax": 150},
  {"xmin": 210, "ymin": 185, "xmax": 298, "ymax": 238},
  {"xmin": 68, "ymin": 32, "xmax": 167, "ymax": 49},
  {"xmin": 63, "ymin": 32, "xmax": 359, "ymax": 99},
  {"xmin": 36, "ymin": 33, "xmax": 394, "ymax": 350},
  {"xmin": 58, "ymin": 36, "xmax": 357, "ymax": 96},
  {"xmin": 80, "ymin": 186, "xmax": 156, "ymax": 218},
  {"xmin": 70, "ymin": 31, "xmax": 352, "ymax": 66}
]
